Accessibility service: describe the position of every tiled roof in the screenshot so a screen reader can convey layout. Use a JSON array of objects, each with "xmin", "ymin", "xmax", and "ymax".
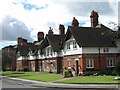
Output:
[
  {"xmin": 39, "ymin": 34, "xmax": 64, "ymax": 52},
  {"xmin": 17, "ymin": 45, "xmax": 29, "ymax": 56},
  {"xmin": 17, "ymin": 43, "xmax": 38, "ymax": 56},
  {"xmin": 65, "ymin": 24, "xmax": 117, "ymax": 47}
]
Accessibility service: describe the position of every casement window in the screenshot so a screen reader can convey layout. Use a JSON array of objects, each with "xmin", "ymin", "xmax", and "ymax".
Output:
[
  {"xmin": 46, "ymin": 48, "xmax": 49, "ymax": 56},
  {"xmin": 67, "ymin": 42, "xmax": 70, "ymax": 50},
  {"xmin": 68, "ymin": 59, "xmax": 71, "ymax": 67},
  {"xmin": 103, "ymin": 48, "xmax": 109, "ymax": 53},
  {"xmin": 46, "ymin": 47, "xmax": 53, "ymax": 56},
  {"xmin": 73, "ymin": 41, "xmax": 77, "ymax": 49},
  {"xmin": 86, "ymin": 59, "xmax": 94, "ymax": 68},
  {"xmin": 49, "ymin": 48, "xmax": 53, "ymax": 56},
  {"xmin": 107, "ymin": 58, "xmax": 116, "ymax": 67}
]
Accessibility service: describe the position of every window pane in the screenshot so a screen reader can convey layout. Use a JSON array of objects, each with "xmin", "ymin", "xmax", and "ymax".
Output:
[
  {"xmin": 73, "ymin": 42, "xmax": 77, "ymax": 49},
  {"xmin": 90, "ymin": 60, "xmax": 93, "ymax": 67},
  {"xmin": 68, "ymin": 60, "xmax": 71, "ymax": 67},
  {"xmin": 86, "ymin": 60, "xmax": 93, "ymax": 68},
  {"xmin": 67, "ymin": 42, "xmax": 70, "ymax": 49}
]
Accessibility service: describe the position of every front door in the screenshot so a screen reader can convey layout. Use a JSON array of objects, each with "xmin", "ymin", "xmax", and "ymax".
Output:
[
  {"xmin": 35, "ymin": 59, "xmax": 39, "ymax": 71},
  {"xmin": 75, "ymin": 60, "xmax": 79, "ymax": 75}
]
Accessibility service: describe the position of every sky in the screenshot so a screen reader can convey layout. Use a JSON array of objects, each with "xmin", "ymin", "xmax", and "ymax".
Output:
[{"xmin": 0, "ymin": 0, "xmax": 119, "ymax": 49}]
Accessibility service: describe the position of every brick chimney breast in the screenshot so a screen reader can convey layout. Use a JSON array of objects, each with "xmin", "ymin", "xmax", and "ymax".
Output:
[
  {"xmin": 48, "ymin": 27, "xmax": 53, "ymax": 35},
  {"xmin": 72, "ymin": 17, "xmax": 79, "ymax": 26},
  {"xmin": 90, "ymin": 10, "xmax": 99, "ymax": 27},
  {"xmin": 17, "ymin": 37, "xmax": 22, "ymax": 45},
  {"xmin": 59, "ymin": 24, "xmax": 65, "ymax": 36},
  {"xmin": 37, "ymin": 31, "xmax": 44, "ymax": 42}
]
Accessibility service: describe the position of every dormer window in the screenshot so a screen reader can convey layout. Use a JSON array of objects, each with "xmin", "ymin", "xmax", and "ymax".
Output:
[{"xmin": 103, "ymin": 48, "xmax": 109, "ymax": 53}]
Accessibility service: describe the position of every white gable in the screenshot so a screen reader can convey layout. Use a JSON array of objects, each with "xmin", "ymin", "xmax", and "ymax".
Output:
[{"xmin": 63, "ymin": 36, "xmax": 82, "ymax": 56}]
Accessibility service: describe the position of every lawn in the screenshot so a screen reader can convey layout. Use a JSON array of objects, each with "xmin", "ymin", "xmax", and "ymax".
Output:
[
  {"xmin": 2, "ymin": 71, "xmax": 62, "ymax": 82},
  {"xmin": 2, "ymin": 71, "xmax": 120, "ymax": 84},
  {"xmin": 57, "ymin": 76, "xmax": 120, "ymax": 84}
]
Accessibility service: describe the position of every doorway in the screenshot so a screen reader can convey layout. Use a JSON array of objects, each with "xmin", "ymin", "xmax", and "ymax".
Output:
[{"xmin": 75, "ymin": 60, "xmax": 79, "ymax": 75}]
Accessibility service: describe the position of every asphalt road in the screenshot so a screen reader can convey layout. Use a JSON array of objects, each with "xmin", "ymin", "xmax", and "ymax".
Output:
[{"xmin": 1, "ymin": 77, "xmax": 119, "ymax": 90}]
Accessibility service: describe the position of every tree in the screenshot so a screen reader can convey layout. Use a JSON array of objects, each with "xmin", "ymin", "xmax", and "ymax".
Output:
[{"xmin": 2, "ymin": 46, "xmax": 16, "ymax": 71}]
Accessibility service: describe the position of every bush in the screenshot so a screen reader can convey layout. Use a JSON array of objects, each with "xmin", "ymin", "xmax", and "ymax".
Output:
[
  {"xmin": 111, "ymin": 70, "xmax": 118, "ymax": 76},
  {"xmin": 115, "ymin": 61, "xmax": 120, "ymax": 75},
  {"xmin": 63, "ymin": 69, "xmax": 69, "ymax": 78},
  {"xmin": 17, "ymin": 68, "xmax": 23, "ymax": 72}
]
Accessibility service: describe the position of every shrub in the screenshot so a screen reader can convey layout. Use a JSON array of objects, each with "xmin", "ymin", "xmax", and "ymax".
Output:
[{"xmin": 111, "ymin": 70, "xmax": 118, "ymax": 76}]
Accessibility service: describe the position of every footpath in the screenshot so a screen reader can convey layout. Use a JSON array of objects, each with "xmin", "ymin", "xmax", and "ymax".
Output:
[{"xmin": 1, "ymin": 76, "xmax": 119, "ymax": 89}]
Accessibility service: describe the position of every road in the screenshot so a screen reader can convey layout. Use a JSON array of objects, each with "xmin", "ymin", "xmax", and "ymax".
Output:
[{"xmin": 1, "ymin": 76, "xmax": 119, "ymax": 90}]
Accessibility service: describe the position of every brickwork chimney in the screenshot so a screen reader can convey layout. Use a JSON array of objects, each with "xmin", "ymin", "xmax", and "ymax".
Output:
[
  {"xmin": 90, "ymin": 10, "xmax": 99, "ymax": 27},
  {"xmin": 22, "ymin": 38, "xmax": 27, "ymax": 45},
  {"xmin": 37, "ymin": 32, "xmax": 44, "ymax": 42},
  {"xmin": 72, "ymin": 17, "xmax": 79, "ymax": 26},
  {"xmin": 48, "ymin": 27, "xmax": 53, "ymax": 35},
  {"xmin": 59, "ymin": 24, "xmax": 65, "ymax": 36},
  {"xmin": 17, "ymin": 37, "xmax": 22, "ymax": 45}
]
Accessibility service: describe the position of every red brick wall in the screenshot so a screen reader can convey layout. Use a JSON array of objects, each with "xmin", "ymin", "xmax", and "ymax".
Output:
[
  {"xmin": 16, "ymin": 60, "xmax": 22, "ymax": 70},
  {"xmin": 71, "ymin": 58, "xmax": 75, "ymax": 67},
  {"xmin": 100, "ymin": 57, "xmax": 106, "ymax": 70},
  {"xmin": 79, "ymin": 58, "xmax": 85, "ymax": 71},
  {"xmin": 63, "ymin": 54, "xmax": 109, "ymax": 73},
  {"xmin": 12, "ymin": 58, "xmax": 16, "ymax": 71},
  {"xmin": 94, "ymin": 57, "xmax": 106, "ymax": 70},
  {"xmin": 94, "ymin": 58, "xmax": 100, "ymax": 70},
  {"xmin": 31, "ymin": 60, "xmax": 35, "ymax": 71},
  {"xmin": 82, "ymin": 58, "xmax": 86, "ymax": 71},
  {"xmin": 63, "ymin": 58, "xmax": 68, "ymax": 68}
]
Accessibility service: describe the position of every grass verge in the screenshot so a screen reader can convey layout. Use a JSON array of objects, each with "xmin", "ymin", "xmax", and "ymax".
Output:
[
  {"xmin": 2, "ymin": 71, "xmax": 62, "ymax": 82},
  {"xmin": 2, "ymin": 71, "xmax": 120, "ymax": 84},
  {"xmin": 56, "ymin": 76, "xmax": 120, "ymax": 84}
]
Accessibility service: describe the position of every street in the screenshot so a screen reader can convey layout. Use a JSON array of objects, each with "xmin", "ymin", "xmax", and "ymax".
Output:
[{"xmin": 2, "ymin": 76, "xmax": 119, "ymax": 90}]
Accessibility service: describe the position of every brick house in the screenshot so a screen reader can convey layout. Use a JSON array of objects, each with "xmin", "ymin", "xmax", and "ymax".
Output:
[
  {"xmin": 63, "ymin": 25, "xmax": 119, "ymax": 75},
  {"xmin": 16, "ymin": 10, "xmax": 120, "ymax": 74},
  {"xmin": 63, "ymin": 10, "xmax": 120, "ymax": 75}
]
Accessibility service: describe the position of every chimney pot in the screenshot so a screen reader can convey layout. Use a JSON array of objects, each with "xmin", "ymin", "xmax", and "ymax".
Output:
[
  {"xmin": 59, "ymin": 24, "xmax": 65, "ymax": 36},
  {"xmin": 72, "ymin": 17, "xmax": 79, "ymax": 26},
  {"xmin": 48, "ymin": 27, "xmax": 53, "ymax": 35},
  {"xmin": 37, "ymin": 32, "xmax": 44, "ymax": 42}
]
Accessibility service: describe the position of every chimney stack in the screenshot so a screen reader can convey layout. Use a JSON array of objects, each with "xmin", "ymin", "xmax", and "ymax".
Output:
[
  {"xmin": 72, "ymin": 17, "xmax": 79, "ymax": 26},
  {"xmin": 22, "ymin": 38, "xmax": 27, "ymax": 45},
  {"xmin": 59, "ymin": 24, "xmax": 65, "ymax": 36},
  {"xmin": 48, "ymin": 27, "xmax": 53, "ymax": 35},
  {"xmin": 90, "ymin": 10, "xmax": 99, "ymax": 27},
  {"xmin": 17, "ymin": 37, "xmax": 22, "ymax": 45},
  {"xmin": 37, "ymin": 32, "xmax": 44, "ymax": 42}
]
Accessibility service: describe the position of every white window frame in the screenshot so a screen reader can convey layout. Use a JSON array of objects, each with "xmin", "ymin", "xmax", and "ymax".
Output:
[
  {"xmin": 107, "ymin": 58, "xmax": 116, "ymax": 67},
  {"xmin": 66, "ymin": 42, "xmax": 70, "ymax": 50},
  {"xmin": 68, "ymin": 59, "xmax": 71, "ymax": 67},
  {"xmin": 103, "ymin": 48, "xmax": 109, "ymax": 53},
  {"xmin": 86, "ymin": 59, "xmax": 94, "ymax": 68},
  {"xmin": 49, "ymin": 48, "xmax": 53, "ymax": 56},
  {"xmin": 46, "ymin": 48, "xmax": 49, "ymax": 56},
  {"xmin": 46, "ymin": 47, "xmax": 53, "ymax": 56},
  {"xmin": 73, "ymin": 41, "xmax": 77, "ymax": 49}
]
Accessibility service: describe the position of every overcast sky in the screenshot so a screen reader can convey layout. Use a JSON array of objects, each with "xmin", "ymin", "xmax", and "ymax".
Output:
[{"xmin": 0, "ymin": 0, "xmax": 119, "ymax": 49}]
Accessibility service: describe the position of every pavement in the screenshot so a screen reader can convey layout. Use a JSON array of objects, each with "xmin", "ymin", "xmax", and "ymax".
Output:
[{"xmin": 1, "ymin": 76, "xmax": 120, "ymax": 89}]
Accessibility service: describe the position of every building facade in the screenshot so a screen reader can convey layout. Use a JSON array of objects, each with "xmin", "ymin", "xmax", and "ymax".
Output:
[{"xmin": 16, "ymin": 10, "xmax": 120, "ymax": 74}]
